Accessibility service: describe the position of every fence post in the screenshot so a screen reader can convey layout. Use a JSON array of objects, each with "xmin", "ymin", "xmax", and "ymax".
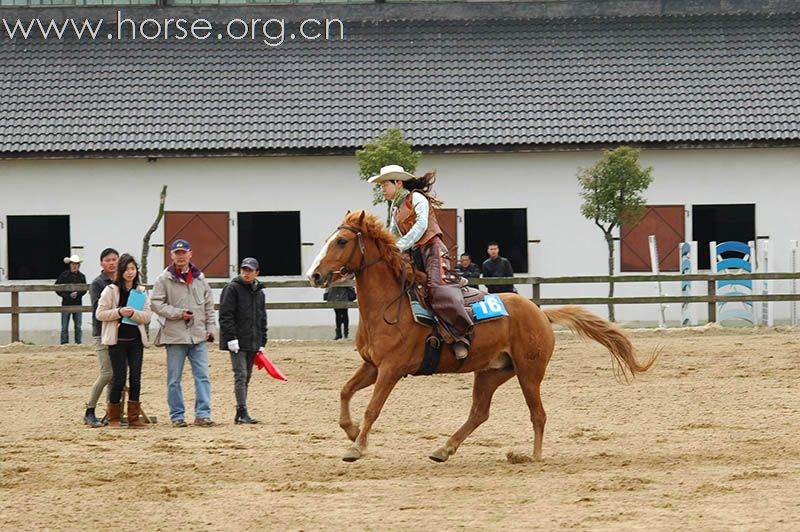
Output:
[
  {"xmin": 11, "ymin": 291, "xmax": 20, "ymax": 343},
  {"xmin": 707, "ymin": 279, "xmax": 716, "ymax": 323},
  {"xmin": 790, "ymin": 240, "xmax": 798, "ymax": 326},
  {"xmin": 532, "ymin": 280, "xmax": 541, "ymax": 306},
  {"xmin": 648, "ymin": 235, "xmax": 666, "ymax": 328}
]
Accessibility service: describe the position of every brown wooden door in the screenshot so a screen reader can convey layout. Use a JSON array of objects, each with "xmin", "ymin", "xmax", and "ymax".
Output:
[
  {"xmin": 437, "ymin": 208, "xmax": 458, "ymax": 256},
  {"xmin": 164, "ymin": 211, "xmax": 230, "ymax": 278},
  {"xmin": 620, "ymin": 205, "xmax": 685, "ymax": 272}
]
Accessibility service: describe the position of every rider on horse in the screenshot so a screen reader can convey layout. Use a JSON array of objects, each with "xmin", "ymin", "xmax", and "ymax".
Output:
[{"xmin": 368, "ymin": 165, "xmax": 474, "ymax": 359}]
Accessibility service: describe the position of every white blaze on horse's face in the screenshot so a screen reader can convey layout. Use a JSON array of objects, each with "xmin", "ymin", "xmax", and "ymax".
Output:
[{"xmin": 306, "ymin": 232, "xmax": 338, "ymax": 286}]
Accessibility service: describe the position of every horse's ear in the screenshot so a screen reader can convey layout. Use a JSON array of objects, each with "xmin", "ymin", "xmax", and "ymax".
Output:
[
  {"xmin": 346, "ymin": 210, "xmax": 351, "ymax": 215},
  {"xmin": 358, "ymin": 210, "xmax": 366, "ymax": 224}
]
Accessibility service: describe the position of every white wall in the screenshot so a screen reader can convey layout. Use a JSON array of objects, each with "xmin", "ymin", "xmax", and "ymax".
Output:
[
  {"xmin": 1, "ymin": 146, "xmax": 799, "ymax": 342},
  {"xmin": 0, "ymin": 155, "xmax": 380, "ymax": 342},
  {"xmin": 426, "ymin": 147, "xmax": 800, "ymax": 323}
]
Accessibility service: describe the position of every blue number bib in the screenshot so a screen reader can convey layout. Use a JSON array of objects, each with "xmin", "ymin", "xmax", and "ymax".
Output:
[{"xmin": 471, "ymin": 295, "xmax": 509, "ymax": 321}]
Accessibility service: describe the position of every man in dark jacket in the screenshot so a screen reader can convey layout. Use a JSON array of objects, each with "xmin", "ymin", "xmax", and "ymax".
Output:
[
  {"xmin": 219, "ymin": 257, "xmax": 267, "ymax": 425},
  {"xmin": 481, "ymin": 242, "xmax": 516, "ymax": 294},
  {"xmin": 55, "ymin": 254, "xmax": 87, "ymax": 344},
  {"xmin": 455, "ymin": 253, "xmax": 481, "ymax": 289},
  {"xmin": 82, "ymin": 248, "xmax": 118, "ymax": 427}
]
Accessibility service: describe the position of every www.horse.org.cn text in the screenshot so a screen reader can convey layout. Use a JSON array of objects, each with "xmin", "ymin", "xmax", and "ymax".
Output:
[{"xmin": 1, "ymin": 10, "xmax": 346, "ymax": 47}]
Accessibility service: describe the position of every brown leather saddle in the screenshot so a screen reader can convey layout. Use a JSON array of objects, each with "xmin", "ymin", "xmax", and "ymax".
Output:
[
  {"xmin": 408, "ymin": 269, "xmax": 503, "ymax": 343},
  {"xmin": 404, "ymin": 261, "xmax": 508, "ymax": 375},
  {"xmin": 411, "ymin": 270, "xmax": 485, "ymax": 311}
]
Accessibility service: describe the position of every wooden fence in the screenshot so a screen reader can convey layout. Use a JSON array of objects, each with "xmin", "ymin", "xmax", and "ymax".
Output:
[{"xmin": 2, "ymin": 272, "xmax": 799, "ymax": 342}]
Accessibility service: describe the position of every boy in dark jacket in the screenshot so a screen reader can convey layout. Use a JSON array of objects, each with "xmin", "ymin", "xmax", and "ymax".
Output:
[
  {"xmin": 219, "ymin": 257, "xmax": 267, "ymax": 424},
  {"xmin": 55, "ymin": 254, "xmax": 87, "ymax": 344}
]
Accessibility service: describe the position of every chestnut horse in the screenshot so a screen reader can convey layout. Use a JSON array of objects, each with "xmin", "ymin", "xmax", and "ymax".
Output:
[{"xmin": 307, "ymin": 211, "xmax": 655, "ymax": 462}]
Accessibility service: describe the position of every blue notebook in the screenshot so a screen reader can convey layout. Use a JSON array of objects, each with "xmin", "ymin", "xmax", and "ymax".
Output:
[{"xmin": 121, "ymin": 290, "xmax": 146, "ymax": 326}]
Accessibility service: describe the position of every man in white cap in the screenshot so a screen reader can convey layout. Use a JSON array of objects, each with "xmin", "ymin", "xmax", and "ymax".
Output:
[{"xmin": 55, "ymin": 254, "xmax": 87, "ymax": 344}]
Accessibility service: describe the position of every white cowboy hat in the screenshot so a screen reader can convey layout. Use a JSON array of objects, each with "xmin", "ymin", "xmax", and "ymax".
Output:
[
  {"xmin": 63, "ymin": 254, "xmax": 83, "ymax": 264},
  {"xmin": 367, "ymin": 164, "xmax": 416, "ymax": 184}
]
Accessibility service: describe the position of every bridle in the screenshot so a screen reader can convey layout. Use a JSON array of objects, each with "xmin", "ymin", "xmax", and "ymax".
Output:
[
  {"xmin": 333, "ymin": 224, "xmax": 383, "ymax": 277},
  {"xmin": 331, "ymin": 224, "xmax": 411, "ymax": 326}
]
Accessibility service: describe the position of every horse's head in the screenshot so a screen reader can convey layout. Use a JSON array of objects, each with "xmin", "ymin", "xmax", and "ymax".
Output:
[{"xmin": 306, "ymin": 210, "xmax": 369, "ymax": 288}]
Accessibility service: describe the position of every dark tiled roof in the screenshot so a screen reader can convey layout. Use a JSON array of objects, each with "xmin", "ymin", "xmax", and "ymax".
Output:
[{"xmin": 1, "ymin": 9, "xmax": 799, "ymax": 155}]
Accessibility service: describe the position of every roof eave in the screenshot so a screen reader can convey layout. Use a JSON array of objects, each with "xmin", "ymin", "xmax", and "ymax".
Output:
[{"xmin": 3, "ymin": 139, "xmax": 800, "ymax": 161}]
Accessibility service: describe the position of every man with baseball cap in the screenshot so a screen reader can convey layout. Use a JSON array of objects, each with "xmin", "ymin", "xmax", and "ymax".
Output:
[
  {"xmin": 151, "ymin": 239, "xmax": 219, "ymax": 427},
  {"xmin": 219, "ymin": 257, "xmax": 267, "ymax": 424}
]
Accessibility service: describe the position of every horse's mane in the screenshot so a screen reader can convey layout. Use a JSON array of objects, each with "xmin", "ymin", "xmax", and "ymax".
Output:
[{"xmin": 343, "ymin": 210, "xmax": 410, "ymax": 279}]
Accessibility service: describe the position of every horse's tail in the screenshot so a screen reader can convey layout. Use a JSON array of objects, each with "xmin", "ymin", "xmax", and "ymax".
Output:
[{"xmin": 543, "ymin": 306, "xmax": 656, "ymax": 379}]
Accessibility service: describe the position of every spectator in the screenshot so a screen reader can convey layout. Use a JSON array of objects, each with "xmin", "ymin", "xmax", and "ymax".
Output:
[
  {"xmin": 324, "ymin": 284, "xmax": 356, "ymax": 340},
  {"xmin": 55, "ymin": 254, "xmax": 87, "ymax": 345},
  {"xmin": 219, "ymin": 257, "xmax": 267, "ymax": 425},
  {"xmin": 83, "ymin": 248, "xmax": 118, "ymax": 427},
  {"xmin": 455, "ymin": 253, "xmax": 481, "ymax": 289},
  {"xmin": 481, "ymin": 242, "xmax": 516, "ymax": 294},
  {"xmin": 96, "ymin": 254, "xmax": 152, "ymax": 429},
  {"xmin": 151, "ymin": 239, "xmax": 218, "ymax": 428}
]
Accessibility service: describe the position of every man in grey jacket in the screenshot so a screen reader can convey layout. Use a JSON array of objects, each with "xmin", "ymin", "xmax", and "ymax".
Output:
[{"xmin": 151, "ymin": 239, "xmax": 218, "ymax": 427}]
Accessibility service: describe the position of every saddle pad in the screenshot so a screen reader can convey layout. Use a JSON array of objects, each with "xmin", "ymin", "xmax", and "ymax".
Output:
[
  {"xmin": 471, "ymin": 294, "xmax": 509, "ymax": 321},
  {"xmin": 410, "ymin": 298, "xmax": 436, "ymax": 327},
  {"xmin": 408, "ymin": 293, "xmax": 507, "ymax": 328}
]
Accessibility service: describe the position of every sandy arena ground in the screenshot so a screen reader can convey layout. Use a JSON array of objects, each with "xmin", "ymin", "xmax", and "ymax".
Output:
[{"xmin": 1, "ymin": 326, "xmax": 799, "ymax": 531}]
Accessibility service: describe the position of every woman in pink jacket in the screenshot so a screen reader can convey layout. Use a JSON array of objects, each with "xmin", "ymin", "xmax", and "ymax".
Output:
[{"xmin": 96, "ymin": 254, "xmax": 152, "ymax": 428}]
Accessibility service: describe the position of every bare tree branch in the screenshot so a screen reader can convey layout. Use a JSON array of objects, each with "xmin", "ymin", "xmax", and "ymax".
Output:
[{"xmin": 141, "ymin": 185, "xmax": 168, "ymax": 284}]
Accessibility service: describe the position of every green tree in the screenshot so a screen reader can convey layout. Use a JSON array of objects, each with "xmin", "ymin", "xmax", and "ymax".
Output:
[
  {"xmin": 355, "ymin": 128, "xmax": 422, "ymax": 208},
  {"xmin": 578, "ymin": 146, "xmax": 653, "ymax": 321}
]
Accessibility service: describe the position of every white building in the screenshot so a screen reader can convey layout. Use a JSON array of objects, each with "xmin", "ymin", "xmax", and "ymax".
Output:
[{"xmin": 1, "ymin": 1, "xmax": 799, "ymax": 342}]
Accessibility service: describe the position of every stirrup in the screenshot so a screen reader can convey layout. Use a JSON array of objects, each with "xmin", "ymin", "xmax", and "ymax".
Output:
[{"xmin": 453, "ymin": 342, "xmax": 469, "ymax": 360}]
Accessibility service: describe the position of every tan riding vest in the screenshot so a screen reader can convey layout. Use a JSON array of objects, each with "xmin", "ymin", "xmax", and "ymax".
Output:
[{"xmin": 395, "ymin": 191, "xmax": 443, "ymax": 249}]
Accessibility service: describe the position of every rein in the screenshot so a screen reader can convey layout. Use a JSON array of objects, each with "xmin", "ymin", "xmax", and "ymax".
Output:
[
  {"xmin": 383, "ymin": 257, "xmax": 413, "ymax": 326},
  {"xmin": 335, "ymin": 224, "xmax": 411, "ymax": 326}
]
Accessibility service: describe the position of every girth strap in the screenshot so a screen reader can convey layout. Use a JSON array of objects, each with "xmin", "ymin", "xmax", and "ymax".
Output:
[{"xmin": 414, "ymin": 333, "xmax": 443, "ymax": 376}]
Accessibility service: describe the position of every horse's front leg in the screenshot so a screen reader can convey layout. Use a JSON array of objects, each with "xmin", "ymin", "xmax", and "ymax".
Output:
[
  {"xmin": 342, "ymin": 369, "xmax": 401, "ymax": 462},
  {"xmin": 339, "ymin": 361, "xmax": 377, "ymax": 441}
]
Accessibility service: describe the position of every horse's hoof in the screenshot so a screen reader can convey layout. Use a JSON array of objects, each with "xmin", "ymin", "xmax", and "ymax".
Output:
[
  {"xmin": 342, "ymin": 446, "xmax": 363, "ymax": 462},
  {"xmin": 429, "ymin": 447, "xmax": 451, "ymax": 463},
  {"xmin": 344, "ymin": 425, "xmax": 360, "ymax": 442}
]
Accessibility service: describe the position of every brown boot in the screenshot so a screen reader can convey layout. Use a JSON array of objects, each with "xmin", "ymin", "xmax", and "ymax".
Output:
[
  {"xmin": 107, "ymin": 402, "xmax": 122, "ymax": 428},
  {"xmin": 127, "ymin": 401, "xmax": 146, "ymax": 429}
]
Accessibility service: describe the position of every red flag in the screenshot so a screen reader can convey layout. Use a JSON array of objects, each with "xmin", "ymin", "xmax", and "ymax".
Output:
[{"xmin": 254, "ymin": 350, "xmax": 287, "ymax": 381}]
